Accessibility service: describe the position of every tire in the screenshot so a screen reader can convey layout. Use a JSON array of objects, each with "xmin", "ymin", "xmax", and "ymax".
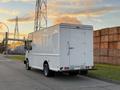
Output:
[
  {"xmin": 69, "ymin": 71, "xmax": 79, "ymax": 76},
  {"xmin": 43, "ymin": 63, "xmax": 54, "ymax": 77},
  {"xmin": 26, "ymin": 60, "xmax": 31, "ymax": 70},
  {"xmin": 80, "ymin": 70, "xmax": 88, "ymax": 75}
]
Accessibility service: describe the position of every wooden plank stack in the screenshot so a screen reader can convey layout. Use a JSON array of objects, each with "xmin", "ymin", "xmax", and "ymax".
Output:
[{"xmin": 94, "ymin": 27, "xmax": 120, "ymax": 65}]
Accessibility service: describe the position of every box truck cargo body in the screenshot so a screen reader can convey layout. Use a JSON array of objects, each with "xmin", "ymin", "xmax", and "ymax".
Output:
[{"xmin": 24, "ymin": 23, "xmax": 93, "ymax": 76}]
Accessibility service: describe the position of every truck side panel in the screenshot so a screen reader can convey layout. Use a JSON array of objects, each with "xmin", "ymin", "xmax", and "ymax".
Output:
[
  {"xmin": 84, "ymin": 30, "xmax": 93, "ymax": 66},
  {"xmin": 27, "ymin": 25, "xmax": 60, "ymax": 71}
]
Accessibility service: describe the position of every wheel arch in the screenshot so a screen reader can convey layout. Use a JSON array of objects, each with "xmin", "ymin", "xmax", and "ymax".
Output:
[
  {"xmin": 43, "ymin": 61, "xmax": 49, "ymax": 66},
  {"xmin": 43, "ymin": 60, "xmax": 50, "ymax": 69},
  {"xmin": 24, "ymin": 58, "xmax": 28, "ymax": 64}
]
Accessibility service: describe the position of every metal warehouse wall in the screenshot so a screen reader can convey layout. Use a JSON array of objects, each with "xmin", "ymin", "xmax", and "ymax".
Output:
[{"xmin": 94, "ymin": 26, "xmax": 120, "ymax": 65}]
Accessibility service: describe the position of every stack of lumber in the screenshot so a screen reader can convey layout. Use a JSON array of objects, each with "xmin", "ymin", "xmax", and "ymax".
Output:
[{"xmin": 94, "ymin": 27, "xmax": 120, "ymax": 65}]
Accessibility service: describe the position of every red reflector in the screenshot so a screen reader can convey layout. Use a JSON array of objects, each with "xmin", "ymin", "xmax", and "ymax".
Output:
[{"xmin": 64, "ymin": 67, "xmax": 69, "ymax": 70}]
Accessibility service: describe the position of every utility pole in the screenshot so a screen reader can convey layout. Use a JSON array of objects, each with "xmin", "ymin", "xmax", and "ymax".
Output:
[
  {"xmin": 14, "ymin": 16, "xmax": 19, "ymax": 39},
  {"xmin": 34, "ymin": 0, "xmax": 47, "ymax": 31},
  {"xmin": 5, "ymin": 32, "xmax": 8, "ymax": 54},
  {"xmin": 13, "ymin": 16, "xmax": 19, "ymax": 49},
  {"xmin": 0, "ymin": 22, "xmax": 9, "ymax": 54}
]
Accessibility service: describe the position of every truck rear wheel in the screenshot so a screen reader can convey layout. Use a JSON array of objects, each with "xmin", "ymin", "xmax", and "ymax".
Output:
[
  {"xmin": 43, "ymin": 63, "xmax": 54, "ymax": 77},
  {"xmin": 26, "ymin": 60, "xmax": 31, "ymax": 70},
  {"xmin": 80, "ymin": 70, "xmax": 88, "ymax": 75}
]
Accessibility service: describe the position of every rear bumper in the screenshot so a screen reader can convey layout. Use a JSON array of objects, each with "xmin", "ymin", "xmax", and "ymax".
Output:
[{"xmin": 58, "ymin": 65, "xmax": 93, "ymax": 72}]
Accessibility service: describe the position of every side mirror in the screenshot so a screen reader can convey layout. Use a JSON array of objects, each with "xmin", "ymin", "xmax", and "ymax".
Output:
[
  {"xmin": 29, "ymin": 46, "xmax": 32, "ymax": 50},
  {"xmin": 24, "ymin": 46, "xmax": 32, "ymax": 50},
  {"xmin": 24, "ymin": 40, "xmax": 32, "ymax": 50}
]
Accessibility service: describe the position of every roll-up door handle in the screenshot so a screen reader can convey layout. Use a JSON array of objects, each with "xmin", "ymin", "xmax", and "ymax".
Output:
[
  {"xmin": 69, "ymin": 47, "xmax": 74, "ymax": 49},
  {"xmin": 67, "ymin": 41, "xmax": 70, "ymax": 55}
]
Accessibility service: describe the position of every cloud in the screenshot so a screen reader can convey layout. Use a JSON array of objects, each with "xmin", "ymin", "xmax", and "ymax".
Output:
[
  {"xmin": 7, "ymin": 16, "xmax": 33, "ymax": 22},
  {"xmin": 0, "ymin": 23, "xmax": 9, "ymax": 32},
  {"xmin": 7, "ymin": 11, "xmax": 34, "ymax": 22},
  {"xmin": 63, "ymin": 6, "xmax": 120, "ymax": 17},
  {"xmin": 0, "ymin": 0, "xmax": 34, "ymax": 3},
  {"xmin": 48, "ymin": 0, "xmax": 120, "ymax": 17},
  {"xmin": 48, "ymin": 0, "xmax": 120, "ymax": 23},
  {"xmin": 54, "ymin": 16, "xmax": 81, "ymax": 24},
  {"xmin": 0, "ymin": 8, "xmax": 20, "ymax": 16},
  {"xmin": 0, "ymin": 25, "xmax": 4, "ymax": 31},
  {"xmin": 6, "ymin": 0, "xmax": 120, "ymax": 24},
  {"xmin": 0, "ymin": 31, "xmax": 26, "ymax": 41},
  {"xmin": 89, "ymin": 6, "xmax": 120, "ymax": 16}
]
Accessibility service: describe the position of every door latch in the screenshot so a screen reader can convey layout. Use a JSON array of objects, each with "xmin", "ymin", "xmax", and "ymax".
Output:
[
  {"xmin": 69, "ymin": 47, "xmax": 74, "ymax": 49},
  {"xmin": 67, "ymin": 41, "xmax": 75, "ymax": 55},
  {"xmin": 67, "ymin": 41, "xmax": 70, "ymax": 55}
]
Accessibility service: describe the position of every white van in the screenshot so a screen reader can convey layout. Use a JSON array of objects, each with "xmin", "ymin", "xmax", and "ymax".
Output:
[{"xmin": 24, "ymin": 23, "xmax": 93, "ymax": 77}]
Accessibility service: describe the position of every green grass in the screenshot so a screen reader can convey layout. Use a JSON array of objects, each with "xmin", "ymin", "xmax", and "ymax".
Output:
[
  {"xmin": 88, "ymin": 64, "xmax": 120, "ymax": 81},
  {"xmin": 6, "ymin": 55, "xmax": 25, "ymax": 61}
]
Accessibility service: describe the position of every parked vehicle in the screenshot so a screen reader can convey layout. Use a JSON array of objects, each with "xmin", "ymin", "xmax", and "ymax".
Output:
[{"xmin": 24, "ymin": 23, "xmax": 93, "ymax": 77}]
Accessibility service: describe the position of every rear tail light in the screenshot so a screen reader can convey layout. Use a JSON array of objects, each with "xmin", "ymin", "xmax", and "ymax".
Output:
[{"xmin": 64, "ymin": 67, "xmax": 69, "ymax": 70}]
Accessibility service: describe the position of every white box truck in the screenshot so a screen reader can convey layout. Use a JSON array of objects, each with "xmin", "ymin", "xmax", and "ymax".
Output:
[{"xmin": 24, "ymin": 23, "xmax": 93, "ymax": 77}]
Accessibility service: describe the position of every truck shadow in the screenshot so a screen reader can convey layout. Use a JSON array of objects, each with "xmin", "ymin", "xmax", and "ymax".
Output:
[{"xmin": 30, "ymin": 68, "xmax": 87, "ymax": 81}]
